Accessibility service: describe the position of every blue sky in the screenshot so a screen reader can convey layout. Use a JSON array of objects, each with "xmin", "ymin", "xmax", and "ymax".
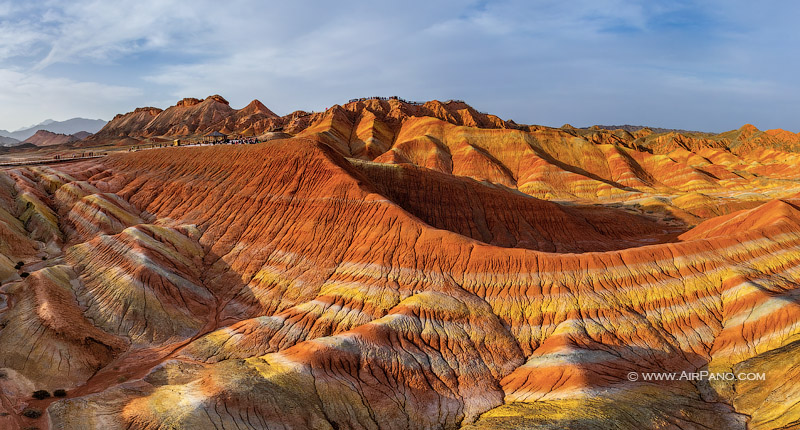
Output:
[{"xmin": 0, "ymin": 0, "xmax": 798, "ymax": 132}]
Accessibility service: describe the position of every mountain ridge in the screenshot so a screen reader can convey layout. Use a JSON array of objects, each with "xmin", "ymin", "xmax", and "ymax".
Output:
[
  {"xmin": 0, "ymin": 117, "xmax": 106, "ymax": 141},
  {"xmin": 0, "ymin": 136, "xmax": 20, "ymax": 146},
  {"xmin": 76, "ymin": 95, "xmax": 800, "ymax": 158}
]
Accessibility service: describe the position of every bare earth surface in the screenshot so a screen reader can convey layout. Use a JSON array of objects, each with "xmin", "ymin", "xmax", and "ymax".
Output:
[{"xmin": 2, "ymin": 98, "xmax": 800, "ymax": 429}]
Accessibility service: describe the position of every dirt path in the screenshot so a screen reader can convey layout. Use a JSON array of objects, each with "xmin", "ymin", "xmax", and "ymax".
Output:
[{"xmin": 0, "ymin": 155, "xmax": 105, "ymax": 168}]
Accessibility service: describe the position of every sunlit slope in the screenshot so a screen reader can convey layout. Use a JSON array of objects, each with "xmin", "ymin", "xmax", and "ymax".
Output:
[
  {"xmin": 0, "ymin": 136, "xmax": 797, "ymax": 429},
  {"xmin": 297, "ymin": 113, "xmax": 800, "ymax": 225}
]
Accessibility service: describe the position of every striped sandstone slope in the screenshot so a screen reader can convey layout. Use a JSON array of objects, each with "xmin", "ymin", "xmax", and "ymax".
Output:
[
  {"xmin": 297, "ymin": 113, "xmax": 800, "ymax": 222},
  {"xmin": 0, "ymin": 137, "xmax": 797, "ymax": 429},
  {"xmin": 79, "ymin": 95, "xmax": 800, "ymax": 224},
  {"xmin": 1, "ymin": 103, "xmax": 800, "ymax": 429}
]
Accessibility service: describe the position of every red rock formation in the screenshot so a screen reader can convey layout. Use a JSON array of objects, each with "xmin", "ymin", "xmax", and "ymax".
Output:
[
  {"xmin": 679, "ymin": 199, "xmax": 800, "ymax": 240},
  {"xmin": 81, "ymin": 106, "xmax": 163, "ymax": 145},
  {"xmin": 77, "ymin": 94, "xmax": 800, "ymax": 164},
  {"xmin": 141, "ymin": 95, "xmax": 235, "ymax": 136},
  {"xmin": 4, "ymin": 98, "xmax": 800, "ymax": 429},
  {"xmin": 22, "ymin": 130, "xmax": 79, "ymax": 147}
]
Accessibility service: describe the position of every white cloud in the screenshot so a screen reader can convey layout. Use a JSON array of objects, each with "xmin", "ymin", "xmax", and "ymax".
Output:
[
  {"xmin": 33, "ymin": 0, "xmax": 201, "ymax": 68},
  {"xmin": 0, "ymin": 3, "xmax": 53, "ymax": 62},
  {"xmin": 0, "ymin": 69, "xmax": 141, "ymax": 130},
  {"xmin": 0, "ymin": 0, "xmax": 799, "ymax": 131}
]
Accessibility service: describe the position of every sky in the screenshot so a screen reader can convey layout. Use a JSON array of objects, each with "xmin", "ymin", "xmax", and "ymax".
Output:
[{"xmin": 0, "ymin": 0, "xmax": 798, "ymax": 132}]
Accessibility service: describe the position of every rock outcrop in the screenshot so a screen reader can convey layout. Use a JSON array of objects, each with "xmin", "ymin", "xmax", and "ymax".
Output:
[
  {"xmin": 79, "ymin": 94, "xmax": 800, "ymax": 164},
  {"xmin": 81, "ymin": 96, "xmax": 281, "ymax": 145}
]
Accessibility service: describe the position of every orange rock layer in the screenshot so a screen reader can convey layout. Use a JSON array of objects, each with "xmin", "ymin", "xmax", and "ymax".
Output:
[{"xmin": 2, "ymin": 104, "xmax": 800, "ymax": 429}]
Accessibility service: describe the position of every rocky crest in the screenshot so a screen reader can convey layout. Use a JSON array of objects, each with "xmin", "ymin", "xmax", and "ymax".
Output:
[{"xmin": 83, "ymin": 96, "xmax": 800, "ymax": 161}]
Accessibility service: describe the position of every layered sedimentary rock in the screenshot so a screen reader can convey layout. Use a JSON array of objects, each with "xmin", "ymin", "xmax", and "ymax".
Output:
[
  {"xmin": 82, "ymin": 95, "xmax": 280, "ymax": 145},
  {"xmin": 82, "ymin": 93, "xmax": 800, "ymax": 163},
  {"xmin": 3, "ymin": 100, "xmax": 800, "ymax": 429},
  {"xmin": 22, "ymin": 130, "xmax": 81, "ymax": 147}
]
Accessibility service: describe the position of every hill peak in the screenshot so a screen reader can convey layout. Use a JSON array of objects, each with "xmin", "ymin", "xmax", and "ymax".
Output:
[
  {"xmin": 206, "ymin": 94, "xmax": 230, "ymax": 105},
  {"xmin": 241, "ymin": 99, "xmax": 277, "ymax": 117},
  {"xmin": 176, "ymin": 98, "xmax": 202, "ymax": 108},
  {"xmin": 22, "ymin": 129, "xmax": 85, "ymax": 146}
]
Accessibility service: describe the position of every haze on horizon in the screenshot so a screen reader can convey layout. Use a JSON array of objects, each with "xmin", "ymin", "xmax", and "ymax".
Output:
[{"xmin": 0, "ymin": 0, "xmax": 798, "ymax": 133}]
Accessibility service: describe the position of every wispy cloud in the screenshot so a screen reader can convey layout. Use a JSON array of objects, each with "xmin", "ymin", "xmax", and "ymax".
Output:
[
  {"xmin": 0, "ymin": 69, "xmax": 141, "ymax": 129},
  {"xmin": 0, "ymin": 0, "xmax": 799, "ymax": 131},
  {"xmin": 32, "ymin": 0, "xmax": 208, "ymax": 69}
]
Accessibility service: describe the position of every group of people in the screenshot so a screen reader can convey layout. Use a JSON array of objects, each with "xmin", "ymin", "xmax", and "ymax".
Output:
[
  {"xmin": 347, "ymin": 96, "xmax": 424, "ymax": 105},
  {"xmin": 52, "ymin": 152, "xmax": 100, "ymax": 160},
  {"xmin": 128, "ymin": 138, "xmax": 262, "ymax": 152},
  {"xmin": 223, "ymin": 138, "xmax": 259, "ymax": 145}
]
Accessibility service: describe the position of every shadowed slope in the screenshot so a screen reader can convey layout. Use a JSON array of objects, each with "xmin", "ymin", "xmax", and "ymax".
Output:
[{"xmin": 351, "ymin": 158, "xmax": 680, "ymax": 252}]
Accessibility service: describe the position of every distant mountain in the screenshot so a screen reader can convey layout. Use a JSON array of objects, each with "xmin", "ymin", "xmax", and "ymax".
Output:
[
  {"xmin": 0, "ymin": 135, "xmax": 20, "ymax": 146},
  {"xmin": 71, "ymin": 131, "xmax": 93, "ymax": 140},
  {"xmin": 0, "ymin": 118, "xmax": 106, "ymax": 141},
  {"xmin": 0, "ymin": 142, "xmax": 37, "ymax": 154},
  {"xmin": 22, "ymin": 129, "xmax": 91, "ymax": 147}
]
